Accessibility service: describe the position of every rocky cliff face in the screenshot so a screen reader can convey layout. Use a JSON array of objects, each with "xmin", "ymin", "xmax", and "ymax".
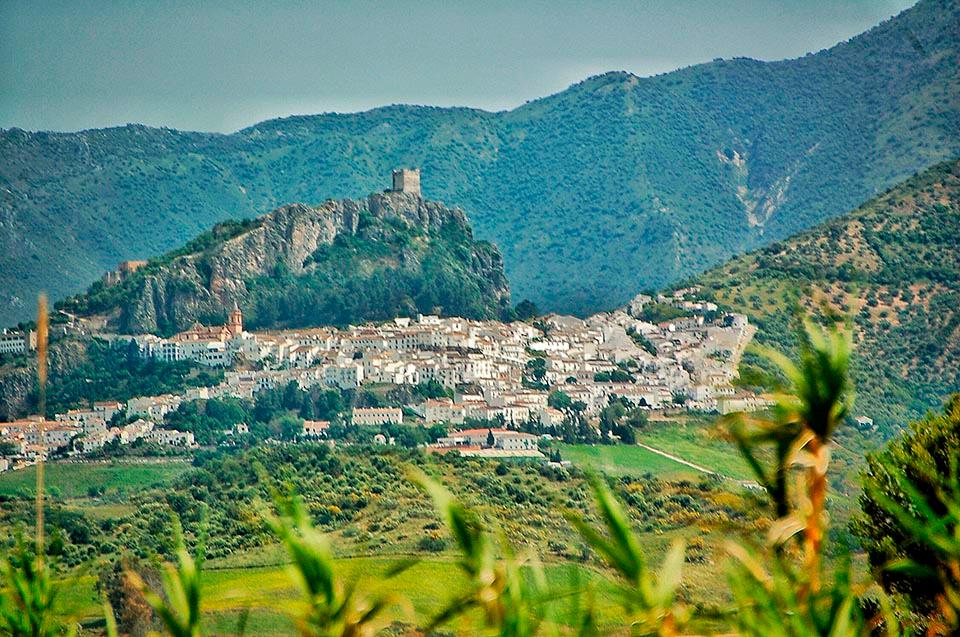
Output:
[
  {"xmin": 0, "ymin": 338, "xmax": 88, "ymax": 420},
  {"xmin": 88, "ymin": 191, "xmax": 510, "ymax": 334}
]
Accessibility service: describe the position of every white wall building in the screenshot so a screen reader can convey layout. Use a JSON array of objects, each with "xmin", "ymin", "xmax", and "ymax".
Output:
[
  {"xmin": 351, "ymin": 407, "xmax": 403, "ymax": 426},
  {"xmin": 0, "ymin": 329, "xmax": 36, "ymax": 355}
]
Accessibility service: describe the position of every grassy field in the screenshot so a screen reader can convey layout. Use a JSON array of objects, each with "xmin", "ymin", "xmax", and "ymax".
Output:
[
  {"xmin": 64, "ymin": 556, "xmax": 613, "ymax": 634},
  {"xmin": 556, "ymin": 416, "xmax": 758, "ymax": 483},
  {"xmin": 0, "ymin": 460, "xmax": 192, "ymax": 498},
  {"xmin": 65, "ymin": 552, "xmax": 736, "ymax": 636},
  {"xmin": 637, "ymin": 417, "xmax": 756, "ymax": 482},
  {"xmin": 558, "ymin": 442, "xmax": 700, "ymax": 480},
  {"xmin": 0, "ymin": 419, "xmax": 871, "ymax": 636}
]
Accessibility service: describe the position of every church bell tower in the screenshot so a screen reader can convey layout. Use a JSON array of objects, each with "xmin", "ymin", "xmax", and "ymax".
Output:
[{"xmin": 227, "ymin": 303, "xmax": 243, "ymax": 337}]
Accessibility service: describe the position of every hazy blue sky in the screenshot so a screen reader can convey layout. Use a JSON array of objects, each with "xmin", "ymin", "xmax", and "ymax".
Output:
[{"xmin": 0, "ymin": 0, "xmax": 915, "ymax": 134}]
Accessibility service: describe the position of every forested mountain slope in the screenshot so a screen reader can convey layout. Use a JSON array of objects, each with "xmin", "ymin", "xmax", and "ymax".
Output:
[
  {"xmin": 1, "ymin": 0, "xmax": 957, "ymax": 325},
  {"xmin": 692, "ymin": 159, "xmax": 960, "ymax": 429}
]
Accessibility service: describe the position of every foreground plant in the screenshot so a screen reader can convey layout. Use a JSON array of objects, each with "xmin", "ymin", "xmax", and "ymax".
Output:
[
  {"xmin": 725, "ymin": 542, "xmax": 898, "ymax": 637},
  {"xmin": 412, "ymin": 470, "xmax": 551, "ymax": 637},
  {"xmin": 866, "ymin": 461, "xmax": 960, "ymax": 635},
  {"xmin": 727, "ymin": 321, "xmax": 852, "ymax": 574},
  {"xmin": 125, "ymin": 519, "xmax": 204, "ymax": 637},
  {"xmin": 0, "ymin": 534, "xmax": 74, "ymax": 637},
  {"xmin": 721, "ymin": 320, "xmax": 903, "ymax": 635},
  {"xmin": 268, "ymin": 491, "xmax": 392, "ymax": 637},
  {"xmin": 567, "ymin": 476, "xmax": 686, "ymax": 637}
]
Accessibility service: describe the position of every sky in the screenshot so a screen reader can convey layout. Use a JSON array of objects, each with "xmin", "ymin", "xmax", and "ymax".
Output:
[{"xmin": 0, "ymin": 0, "xmax": 916, "ymax": 134}]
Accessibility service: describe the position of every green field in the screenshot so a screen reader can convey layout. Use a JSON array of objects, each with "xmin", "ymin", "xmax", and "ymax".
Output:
[
  {"xmin": 0, "ymin": 460, "xmax": 192, "ymax": 498},
  {"xmin": 562, "ymin": 417, "xmax": 862, "ymax": 533},
  {"xmin": 557, "ymin": 416, "xmax": 760, "ymax": 483},
  {"xmin": 558, "ymin": 442, "xmax": 700, "ymax": 480},
  {"xmin": 9, "ymin": 442, "xmax": 751, "ymax": 634},
  {"xmin": 64, "ymin": 556, "xmax": 612, "ymax": 634},
  {"xmin": 637, "ymin": 418, "xmax": 756, "ymax": 482},
  {"xmin": 63, "ymin": 553, "xmax": 735, "ymax": 636}
]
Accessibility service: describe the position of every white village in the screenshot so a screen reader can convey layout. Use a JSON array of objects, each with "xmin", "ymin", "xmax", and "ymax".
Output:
[{"xmin": 0, "ymin": 284, "xmax": 764, "ymax": 471}]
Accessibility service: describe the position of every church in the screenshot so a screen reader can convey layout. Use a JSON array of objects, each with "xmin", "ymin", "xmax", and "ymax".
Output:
[{"xmin": 173, "ymin": 304, "xmax": 244, "ymax": 343}]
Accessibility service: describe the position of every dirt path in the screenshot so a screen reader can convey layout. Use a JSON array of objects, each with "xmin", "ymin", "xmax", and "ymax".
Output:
[
  {"xmin": 636, "ymin": 442, "xmax": 718, "ymax": 475},
  {"xmin": 637, "ymin": 442, "xmax": 760, "ymax": 489}
]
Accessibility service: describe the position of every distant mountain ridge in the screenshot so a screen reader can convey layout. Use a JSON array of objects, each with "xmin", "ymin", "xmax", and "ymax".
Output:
[
  {"xmin": 688, "ymin": 158, "xmax": 960, "ymax": 428},
  {"xmin": 1, "ymin": 0, "xmax": 958, "ymax": 325},
  {"xmin": 60, "ymin": 189, "xmax": 512, "ymax": 334}
]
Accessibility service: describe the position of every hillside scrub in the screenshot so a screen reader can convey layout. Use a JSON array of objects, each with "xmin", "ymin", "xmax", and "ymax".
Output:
[{"xmin": 694, "ymin": 158, "xmax": 960, "ymax": 429}]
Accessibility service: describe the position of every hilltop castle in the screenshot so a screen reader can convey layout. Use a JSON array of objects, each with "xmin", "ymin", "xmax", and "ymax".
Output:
[
  {"xmin": 102, "ymin": 259, "xmax": 148, "ymax": 287},
  {"xmin": 389, "ymin": 168, "xmax": 420, "ymax": 196}
]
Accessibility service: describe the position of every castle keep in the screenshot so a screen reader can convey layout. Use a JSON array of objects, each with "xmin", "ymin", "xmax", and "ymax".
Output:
[{"xmin": 390, "ymin": 168, "xmax": 421, "ymax": 196}]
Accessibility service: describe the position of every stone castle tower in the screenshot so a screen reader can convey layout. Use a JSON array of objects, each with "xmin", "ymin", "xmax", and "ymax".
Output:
[
  {"xmin": 227, "ymin": 303, "xmax": 243, "ymax": 337},
  {"xmin": 390, "ymin": 168, "xmax": 421, "ymax": 196}
]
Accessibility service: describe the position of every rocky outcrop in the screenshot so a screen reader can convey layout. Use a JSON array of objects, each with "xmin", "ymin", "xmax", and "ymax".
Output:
[
  {"xmin": 0, "ymin": 338, "xmax": 88, "ymax": 420},
  {"xmin": 101, "ymin": 191, "xmax": 510, "ymax": 334}
]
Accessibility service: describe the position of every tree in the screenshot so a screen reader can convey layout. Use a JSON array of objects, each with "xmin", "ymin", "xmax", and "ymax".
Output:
[
  {"xmin": 282, "ymin": 381, "xmax": 302, "ymax": 410},
  {"xmin": 279, "ymin": 415, "xmax": 304, "ymax": 441},
  {"xmin": 426, "ymin": 424, "xmax": 447, "ymax": 442},
  {"xmin": 524, "ymin": 357, "xmax": 548, "ymax": 389},
  {"xmin": 615, "ymin": 423, "xmax": 637, "ymax": 445},
  {"xmin": 100, "ymin": 557, "xmax": 162, "ymax": 637},
  {"xmin": 514, "ymin": 299, "xmax": 539, "ymax": 321},
  {"xmin": 414, "ymin": 379, "xmax": 451, "ymax": 400},
  {"xmin": 254, "ymin": 390, "xmax": 281, "ymax": 423},
  {"xmin": 548, "ymin": 390, "xmax": 572, "ymax": 412},
  {"xmin": 856, "ymin": 394, "xmax": 960, "ymax": 615},
  {"xmin": 570, "ymin": 401, "xmax": 596, "ymax": 443},
  {"xmin": 594, "ymin": 369, "xmax": 634, "ymax": 383},
  {"xmin": 299, "ymin": 399, "xmax": 316, "ymax": 420},
  {"xmin": 625, "ymin": 408, "xmax": 648, "ymax": 431},
  {"xmin": 486, "ymin": 428, "xmax": 495, "ymax": 448},
  {"xmin": 600, "ymin": 401, "xmax": 626, "ymax": 430}
]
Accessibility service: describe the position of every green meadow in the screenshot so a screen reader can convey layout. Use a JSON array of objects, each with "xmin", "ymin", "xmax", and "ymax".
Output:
[
  {"xmin": 63, "ymin": 552, "xmax": 735, "ymax": 635},
  {"xmin": 557, "ymin": 414, "xmax": 754, "ymax": 482},
  {"xmin": 557, "ymin": 442, "xmax": 699, "ymax": 480},
  {"xmin": 0, "ymin": 460, "xmax": 191, "ymax": 498},
  {"xmin": 3, "ymin": 451, "xmax": 747, "ymax": 634}
]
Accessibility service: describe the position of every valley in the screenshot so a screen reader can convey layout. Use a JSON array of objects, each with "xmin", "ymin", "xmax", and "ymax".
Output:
[{"xmin": 0, "ymin": 1, "xmax": 959, "ymax": 633}]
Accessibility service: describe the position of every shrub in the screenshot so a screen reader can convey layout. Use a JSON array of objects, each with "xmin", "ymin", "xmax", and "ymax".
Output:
[
  {"xmin": 416, "ymin": 534, "xmax": 447, "ymax": 553},
  {"xmin": 856, "ymin": 395, "xmax": 960, "ymax": 617}
]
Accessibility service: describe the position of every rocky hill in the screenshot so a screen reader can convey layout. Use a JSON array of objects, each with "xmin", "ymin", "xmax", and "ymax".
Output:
[
  {"xmin": 688, "ymin": 159, "xmax": 960, "ymax": 429},
  {"xmin": 59, "ymin": 189, "xmax": 512, "ymax": 334},
  {"xmin": 1, "ymin": 0, "xmax": 958, "ymax": 325}
]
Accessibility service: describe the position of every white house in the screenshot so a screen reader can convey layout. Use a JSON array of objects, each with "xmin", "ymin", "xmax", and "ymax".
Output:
[
  {"xmin": 144, "ymin": 429, "xmax": 196, "ymax": 447},
  {"xmin": 351, "ymin": 407, "xmax": 403, "ymax": 426}
]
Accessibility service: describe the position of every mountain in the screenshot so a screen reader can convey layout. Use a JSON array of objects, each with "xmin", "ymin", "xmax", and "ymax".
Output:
[
  {"xmin": 1, "ymin": 0, "xmax": 958, "ymax": 326},
  {"xmin": 59, "ymin": 189, "xmax": 512, "ymax": 334},
  {"xmin": 689, "ymin": 158, "xmax": 960, "ymax": 429}
]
